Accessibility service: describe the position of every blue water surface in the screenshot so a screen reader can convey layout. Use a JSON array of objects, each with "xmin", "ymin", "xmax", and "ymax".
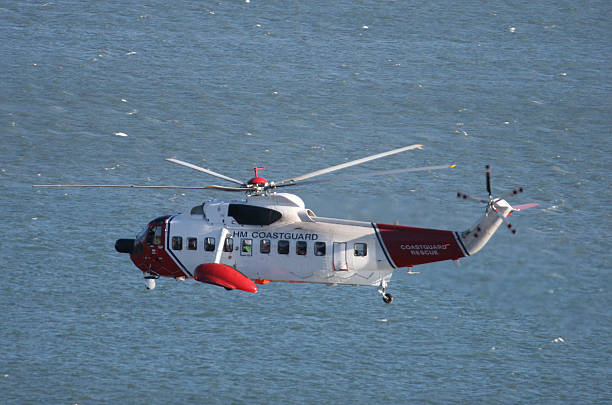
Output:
[{"xmin": 1, "ymin": 1, "xmax": 611, "ymax": 403}]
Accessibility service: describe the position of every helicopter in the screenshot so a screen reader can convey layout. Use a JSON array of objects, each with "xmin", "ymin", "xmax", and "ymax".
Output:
[{"xmin": 34, "ymin": 144, "xmax": 538, "ymax": 303}]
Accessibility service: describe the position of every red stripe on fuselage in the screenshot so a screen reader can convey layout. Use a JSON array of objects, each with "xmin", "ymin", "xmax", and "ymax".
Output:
[{"xmin": 375, "ymin": 223, "xmax": 465, "ymax": 267}]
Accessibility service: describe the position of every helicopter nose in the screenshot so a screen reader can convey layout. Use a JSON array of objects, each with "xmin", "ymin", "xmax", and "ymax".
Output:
[{"xmin": 115, "ymin": 238, "xmax": 136, "ymax": 254}]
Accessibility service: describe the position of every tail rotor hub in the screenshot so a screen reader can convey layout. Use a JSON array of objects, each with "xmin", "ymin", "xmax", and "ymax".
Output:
[{"xmin": 456, "ymin": 165, "xmax": 537, "ymax": 234}]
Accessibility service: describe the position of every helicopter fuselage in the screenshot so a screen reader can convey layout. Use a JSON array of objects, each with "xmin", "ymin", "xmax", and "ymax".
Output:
[{"xmin": 120, "ymin": 192, "xmax": 482, "ymax": 292}]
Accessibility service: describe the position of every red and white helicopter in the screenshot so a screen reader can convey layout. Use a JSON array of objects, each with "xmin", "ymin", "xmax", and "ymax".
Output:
[{"xmin": 35, "ymin": 144, "xmax": 537, "ymax": 303}]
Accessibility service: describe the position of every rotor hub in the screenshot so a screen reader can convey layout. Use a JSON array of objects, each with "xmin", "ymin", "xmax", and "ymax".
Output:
[
  {"xmin": 248, "ymin": 167, "xmax": 267, "ymax": 186},
  {"xmin": 248, "ymin": 177, "xmax": 268, "ymax": 185}
]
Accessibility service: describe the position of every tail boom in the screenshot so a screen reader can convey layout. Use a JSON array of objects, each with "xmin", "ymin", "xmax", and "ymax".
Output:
[
  {"xmin": 374, "ymin": 198, "xmax": 519, "ymax": 267},
  {"xmin": 374, "ymin": 224, "xmax": 467, "ymax": 268}
]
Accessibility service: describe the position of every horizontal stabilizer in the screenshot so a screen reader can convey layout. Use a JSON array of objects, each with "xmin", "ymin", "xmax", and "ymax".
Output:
[{"xmin": 512, "ymin": 203, "xmax": 539, "ymax": 211}]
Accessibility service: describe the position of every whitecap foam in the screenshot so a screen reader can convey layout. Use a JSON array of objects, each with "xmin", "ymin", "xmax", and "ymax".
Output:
[{"xmin": 542, "ymin": 205, "xmax": 561, "ymax": 213}]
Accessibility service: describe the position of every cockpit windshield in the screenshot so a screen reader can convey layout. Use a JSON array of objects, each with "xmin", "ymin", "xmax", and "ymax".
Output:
[{"xmin": 136, "ymin": 227, "xmax": 147, "ymax": 242}]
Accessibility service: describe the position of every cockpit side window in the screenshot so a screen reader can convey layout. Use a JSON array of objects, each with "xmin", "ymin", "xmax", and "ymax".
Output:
[
  {"xmin": 142, "ymin": 216, "xmax": 169, "ymax": 245},
  {"xmin": 146, "ymin": 225, "xmax": 162, "ymax": 245},
  {"xmin": 146, "ymin": 228, "xmax": 155, "ymax": 245},
  {"xmin": 153, "ymin": 226, "xmax": 163, "ymax": 245}
]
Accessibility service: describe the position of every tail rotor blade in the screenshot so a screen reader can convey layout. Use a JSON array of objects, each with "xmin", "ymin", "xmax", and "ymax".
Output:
[
  {"xmin": 457, "ymin": 192, "xmax": 488, "ymax": 204},
  {"xmin": 486, "ymin": 165, "xmax": 492, "ymax": 198},
  {"xmin": 501, "ymin": 187, "xmax": 524, "ymax": 199}
]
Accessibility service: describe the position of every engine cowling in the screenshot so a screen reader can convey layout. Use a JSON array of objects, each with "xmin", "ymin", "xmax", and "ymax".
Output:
[{"xmin": 194, "ymin": 263, "xmax": 258, "ymax": 293}]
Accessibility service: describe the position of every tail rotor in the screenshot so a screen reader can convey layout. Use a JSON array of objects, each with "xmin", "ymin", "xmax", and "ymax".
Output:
[
  {"xmin": 486, "ymin": 164, "xmax": 492, "ymax": 200},
  {"xmin": 457, "ymin": 165, "xmax": 537, "ymax": 234}
]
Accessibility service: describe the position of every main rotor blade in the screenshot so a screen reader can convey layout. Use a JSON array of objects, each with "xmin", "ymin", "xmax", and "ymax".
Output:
[
  {"xmin": 33, "ymin": 184, "xmax": 213, "ymax": 189},
  {"xmin": 165, "ymin": 158, "xmax": 245, "ymax": 186},
  {"xmin": 276, "ymin": 164, "xmax": 455, "ymax": 187},
  {"xmin": 204, "ymin": 185, "xmax": 251, "ymax": 191},
  {"xmin": 274, "ymin": 144, "xmax": 423, "ymax": 186}
]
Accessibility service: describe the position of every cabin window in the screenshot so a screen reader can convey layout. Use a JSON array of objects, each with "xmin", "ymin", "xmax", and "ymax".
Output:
[
  {"xmin": 354, "ymin": 243, "xmax": 367, "ymax": 257},
  {"xmin": 187, "ymin": 237, "xmax": 197, "ymax": 250},
  {"xmin": 223, "ymin": 237, "xmax": 233, "ymax": 252},
  {"xmin": 278, "ymin": 240, "xmax": 289, "ymax": 255},
  {"xmin": 204, "ymin": 237, "xmax": 215, "ymax": 252},
  {"xmin": 260, "ymin": 239, "xmax": 271, "ymax": 254},
  {"xmin": 296, "ymin": 241, "xmax": 307, "ymax": 256},
  {"xmin": 314, "ymin": 242, "xmax": 326, "ymax": 256},
  {"xmin": 241, "ymin": 239, "xmax": 253, "ymax": 256},
  {"xmin": 172, "ymin": 236, "xmax": 182, "ymax": 250}
]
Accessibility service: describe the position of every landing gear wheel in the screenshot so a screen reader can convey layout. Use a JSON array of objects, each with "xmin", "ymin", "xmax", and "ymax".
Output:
[{"xmin": 377, "ymin": 280, "xmax": 393, "ymax": 304}]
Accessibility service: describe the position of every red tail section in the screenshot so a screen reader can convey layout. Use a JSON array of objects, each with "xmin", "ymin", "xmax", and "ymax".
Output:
[
  {"xmin": 194, "ymin": 263, "xmax": 258, "ymax": 293},
  {"xmin": 375, "ymin": 223, "xmax": 467, "ymax": 267}
]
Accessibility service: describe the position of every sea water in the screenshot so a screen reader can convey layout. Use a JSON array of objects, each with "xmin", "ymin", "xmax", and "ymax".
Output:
[{"xmin": 1, "ymin": 1, "xmax": 610, "ymax": 403}]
